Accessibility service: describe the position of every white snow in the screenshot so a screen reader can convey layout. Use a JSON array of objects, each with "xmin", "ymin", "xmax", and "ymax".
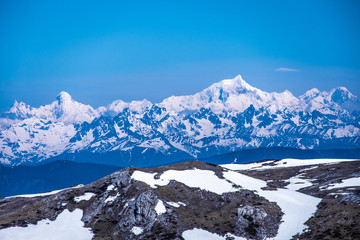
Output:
[
  {"xmin": 182, "ymin": 228, "xmax": 245, "ymax": 240},
  {"xmin": 105, "ymin": 193, "xmax": 120, "ymax": 203},
  {"xmin": 285, "ymin": 176, "xmax": 313, "ymax": 191},
  {"xmin": 106, "ymin": 184, "xmax": 115, "ymax": 191},
  {"xmin": 323, "ymin": 177, "xmax": 360, "ymax": 190},
  {"xmin": 5, "ymin": 185, "xmax": 84, "ymax": 198},
  {"xmin": 0, "ymin": 209, "xmax": 93, "ymax": 240},
  {"xmin": 74, "ymin": 192, "xmax": 96, "ymax": 203},
  {"xmin": 166, "ymin": 201, "xmax": 186, "ymax": 208},
  {"xmin": 155, "ymin": 200, "xmax": 166, "ymax": 215},
  {"xmin": 131, "ymin": 226, "xmax": 144, "ymax": 235},
  {"xmin": 222, "ymin": 158, "xmax": 360, "ymax": 171},
  {"xmin": 131, "ymin": 169, "xmax": 238, "ymax": 195},
  {"xmin": 223, "ymin": 171, "xmax": 321, "ymax": 240},
  {"xmin": 131, "ymin": 171, "xmax": 169, "ymax": 188},
  {"xmin": 132, "ymin": 167, "xmax": 322, "ymax": 239}
]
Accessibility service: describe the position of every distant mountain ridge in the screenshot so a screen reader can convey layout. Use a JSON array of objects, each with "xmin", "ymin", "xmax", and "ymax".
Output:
[{"xmin": 1, "ymin": 75, "xmax": 359, "ymax": 166}]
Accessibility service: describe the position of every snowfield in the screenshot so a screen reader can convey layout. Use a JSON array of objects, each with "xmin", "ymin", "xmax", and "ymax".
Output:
[
  {"xmin": 5, "ymin": 184, "xmax": 84, "ymax": 199},
  {"xmin": 323, "ymin": 177, "xmax": 360, "ymax": 190},
  {"xmin": 222, "ymin": 158, "xmax": 360, "ymax": 171},
  {"xmin": 74, "ymin": 192, "xmax": 96, "ymax": 203},
  {"xmin": 131, "ymin": 169, "xmax": 238, "ymax": 194},
  {"xmin": 0, "ymin": 209, "xmax": 93, "ymax": 240},
  {"xmin": 182, "ymin": 228, "xmax": 246, "ymax": 240},
  {"xmin": 131, "ymin": 163, "xmax": 324, "ymax": 240}
]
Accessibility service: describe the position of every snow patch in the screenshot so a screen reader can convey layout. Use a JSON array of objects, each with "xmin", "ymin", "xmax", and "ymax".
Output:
[
  {"xmin": 105, "ymin": 193, "xmax": 120, "ymax": 203},
  {"xmin": 223, "ymin": 171, "xmax": 321, "ymax": 240},
  {"xmin": 106, "ymin": 185, "xmax": 115, "ymax": 191},
  {"xmin": 131, "ymin": 169, "xmax": 238, "ymax": 195},
  {"xmin": 166, "ymin": 201, "xmax": 186, "ymax": 208},
  {"xmin": 5, "ymin": 185, "xmax": 84, "ymax": 198},
  {"xmin": 0, "ymin": 209, "xmax": 93, "ymax": 240},
  {"xmin": 131, "ymin": 226, "xmax": 144, "ymax": 235},
  {"xmin": 74, "ymin": 192, "xmax": 96, "ymax": 203},
  {"xmin": 182, "ymin": 228, "xmax": 245, "ymax": 240},
  {"xmin": 222, "ymin": 158, "xmax": 360, "ymax": 171},
  {"xmin": 155, "ymin": 200, "xmax": 166, "ymax": 215},
  {"xmin": 323, "ymin": 177, "xmax": 360, "ymax": 190}
]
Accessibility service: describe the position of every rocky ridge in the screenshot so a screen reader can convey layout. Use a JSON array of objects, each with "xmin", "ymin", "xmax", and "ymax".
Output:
[{"xmin": 0, "ymin": 159, "xmax": 359, "ymax": 239}]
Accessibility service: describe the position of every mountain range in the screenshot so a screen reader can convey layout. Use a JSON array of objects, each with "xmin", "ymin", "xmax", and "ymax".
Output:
[{"xmin": 1, "ymin": 75, "xmax": 359, "ymax": 166}]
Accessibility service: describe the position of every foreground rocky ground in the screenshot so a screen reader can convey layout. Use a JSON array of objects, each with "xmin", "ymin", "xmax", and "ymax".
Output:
[{"xmin": 0, "ymin": 159, "xmax": 359, "ymax": 239}]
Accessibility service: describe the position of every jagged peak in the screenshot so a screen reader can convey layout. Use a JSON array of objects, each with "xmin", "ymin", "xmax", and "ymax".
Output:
[
  {"xmin": 301, "ymin": 88, "xmax": 321, "ymax": 99},
  {"xmin": 330, "ymin": 87, "xmax": 355, "ymax": 104},
  {"xmin": 331, "ymin": 86, "xmax": 351, "ymax": 94},
  {"xmin": 210, "ymin": 74, "xmax": 257, "ymax": 93},
  {"xmin": 129, "ymin": 99, "xmax": 153, "ymax": 112},
  {"xmin": 8, "ymin": 100, "xmax": 30, "ymax": 113},
  {"xmin": 56, "ymin": 91, "xmax": 73, "ymax": 104}
]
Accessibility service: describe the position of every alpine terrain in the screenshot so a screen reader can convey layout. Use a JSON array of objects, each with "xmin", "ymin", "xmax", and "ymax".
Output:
[
  {"xmin": 1, "ymin": 75, "xmax": 359, "ymax": 167},
  {"xmin": 0, "ymin": 158, "xmax": 359, "ymax": 239}
]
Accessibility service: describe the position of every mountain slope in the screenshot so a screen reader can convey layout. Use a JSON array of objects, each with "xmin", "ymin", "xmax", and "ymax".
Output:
[
  {"xmin": 0, "ymin": 159, "xmax": 359, "ymax": 239},
  {"xmin": 0, "ymin": 75, "xmax": 359, "ymax": 166}
]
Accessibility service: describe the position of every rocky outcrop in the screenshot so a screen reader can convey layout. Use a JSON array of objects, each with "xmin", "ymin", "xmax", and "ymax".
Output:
[{"xmin": 1, "ymin": 160, "xmax": 359, "ymax": 239}]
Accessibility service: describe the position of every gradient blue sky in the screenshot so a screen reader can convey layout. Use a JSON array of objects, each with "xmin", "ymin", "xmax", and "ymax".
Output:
[{"xmin": 1, "ymin": 0, "xmax": 359, "ymax": 112}]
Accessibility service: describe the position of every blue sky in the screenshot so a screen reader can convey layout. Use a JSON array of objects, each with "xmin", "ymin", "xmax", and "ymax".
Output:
[{"xmin": 1, "ymin": 0, "xmax": 359, "ymax": 112}]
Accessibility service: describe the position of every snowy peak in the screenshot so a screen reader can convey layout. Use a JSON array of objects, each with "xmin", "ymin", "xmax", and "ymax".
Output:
[
  {"xmin": 128, "ymin": 99, "xmax": 153, "ymax": 113},
  {"xmin": 330, "ymin": 87, "xmax": 354, "ymax": 104},
  {"xmin": 49, "ymin": 92, "xmax": 98, "ymax": 124},
  {"xmin": 208, "ymin": 74, "xmax": 257, "ymax": 93},
  {"xmin": 56, "ymin": 91, "xmax": 73, "ymax": 105},
  {"xmin": 160, "ymin": 75, "xmax": 285, "ymax": 113},
  {"xmin": 302, "ymin": 88, "xmax": 321, "ymax": 99},
  {"xmin": 8, "ymin": 100, "xmax": 32, "ymax": 118},
  {"xmin": 329, "ymin": 87, "xmax": 360, "ymax": 112},
  {"xmin": 101, "ymin": 99, "xmax": 153, "ymax": 117},
  {"xmin": 4, "ymin": 92, "xmax": 99, "ymax": 125}
]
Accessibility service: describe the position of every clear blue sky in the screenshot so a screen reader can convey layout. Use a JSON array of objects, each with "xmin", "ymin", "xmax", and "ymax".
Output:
[{"xmin": 1, "ymin": 0, "xmax": 359, "ymax": 112}]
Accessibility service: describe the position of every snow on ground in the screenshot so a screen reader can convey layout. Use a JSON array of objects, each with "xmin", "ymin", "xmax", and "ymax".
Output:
[
  {"xmin": 131, "ymin": 171, "xmax": 169, "ymax": 188},
  {"xmin": 155, "ymin": 199, "xmax": 166, "ymax": 215},
  {"xmin": 0, "ymin": 209, "xmax": 93, "ymax": 240},
  {"xmin": 106, "ymin": 184, "xmax": 115, "ymax": 191},
  {"xmin": 166, "ymin": 201, "xmax": 186, "ymax": 208},
  {"xmin": 222, "ymin": 158, "xmax": 360, "ymax": 171},
  {"xmin": 182, "ymin": 228, "xmax": 246, "ymax": 240},
  {"xmin": 105, "ymin": 193, "xmax": 120, "ymax": 203},
  {"xmin": 5, "ymin": 185, "xmax": 84, "ymax": 198},
  {"xmin": 285, "ymin": 170, "xmax": 315, "ymax": 191},
  {"xmin": 223, "ymin": 171, "xmax": 321, "ymax": 240},
  {"xmin": 131, "ymin": 226, "xmax": 143, "ymax": 235},
  {"xmin": 132, "ymin": 169, "xmax": 238, "ymax": 195},
  {"xmin": 322, "ymin": 177, "xmax": 360, "ymax": 190},
  {"xmin": 74, "ymin": 192, "xmax": 96, "ymax": 203},
  {"xmin": 132, "ymin": 168, "xmax": 321, "ymax": 239}
]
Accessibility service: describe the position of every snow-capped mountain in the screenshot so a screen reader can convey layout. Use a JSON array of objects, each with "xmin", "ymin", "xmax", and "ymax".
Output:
[
  {"xmin": 1, "ymin": 91, "xmax": 99, "ymax": 127},
  {"xmin": 1, "ymin": 75, "xmax": 359, "ymax": 166},
  {"xmin": 160, "ymin": 75, "xmax": 298, "ymax": 114}
]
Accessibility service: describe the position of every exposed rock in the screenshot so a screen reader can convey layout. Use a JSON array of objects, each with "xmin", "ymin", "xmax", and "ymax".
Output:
[{"xmin": 1, "ymin": 160, "xmax": 359, "ymax": 239}]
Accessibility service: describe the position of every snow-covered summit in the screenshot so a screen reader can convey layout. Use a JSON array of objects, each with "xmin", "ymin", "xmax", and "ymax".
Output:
[
  {"xmin": 1, "ymin": 75, "xmax": 359, "ymax": 166},
  {"xmin": 8, "ymin": 100, "xmax": 33, "ymax": 118},
  {"xmin": 5, "ymin": 91, "xmax": 99, "ymax": 125},
  {"xmin": 297, "ymin": 86, "xmax": 359, "ymax": 113},
  {"xmin": 160, "ymin": 75, "xmax": 298, "ymax": 114},
  {"xmin": 49, "ymin": 91, "xmax": 99, "ymax": 124},
  {"xmin": 100, "ymin": 99, "xmax": 153, "ymax": 117}
]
